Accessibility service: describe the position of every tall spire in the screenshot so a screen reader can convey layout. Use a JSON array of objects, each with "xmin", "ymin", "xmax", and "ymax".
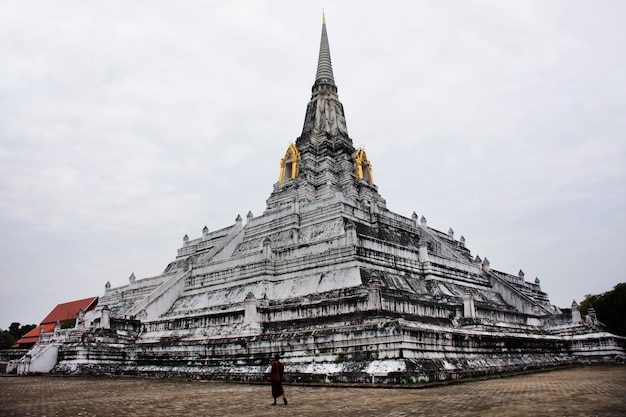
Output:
[
  {"xmin": 313, "ymin": 12, "xmax": 336, "ymax": 93},
  {"xmin": 267, "ymin": 14, "xmax": 386, "ymax": 212},
  {"xmin": 299, "ymin": 14, "xmax": 348, "ymax": 139}
]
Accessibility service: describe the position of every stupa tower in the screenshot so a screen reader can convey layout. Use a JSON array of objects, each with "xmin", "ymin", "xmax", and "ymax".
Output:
[
  {"xmin": 266, "ymin": 14, "xmax": 386, "ymax": 211},
  {"xmin": 26, "ymin": 13, "xmax": 622, "ymax": 384}
]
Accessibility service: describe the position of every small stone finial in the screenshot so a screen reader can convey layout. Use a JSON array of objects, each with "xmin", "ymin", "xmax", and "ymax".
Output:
[
  {"xmin": 474, "ymin": 255, "xmax": 482, "ymax": 263},
  {"xmin": 105, "ymin": 280, "xmax": 111, "ymax": 289},
  {"xmin": 411, "ymin": 211, "xmax": 418, "ymax": 220},
  {"xmin": 247, "ymin": 210, "xmax": 254, "ymax": 220},
  {"xmin": 235, "ymin": 214, "xmax": 243, "ymax": 227},
  {"xmin": 129, "ymin": 272, "xmax": 136, "ymax": 283},
  {"xmin": 534, "ymin": 277, "xmax": 540, "ymax": 285},
  {"xmin": 587, "ymin": 307, "xmax": 597, "ymax": 321},
  {"xmin": 263, "ymin": 237, "xmax": 272, "ymax": 247},
  {"xmin": 459, "ymin": 236, "xmax": 466, "ymax": 247},
  {"xmin": 202, "ymin": 225, "xmax": 209, "ymax": 235},
  {"xmin": 518, "ymin": 269, "xmax": 525, "ymax": 279},
  {"xmin": 420, "ymin": 215, "xmax": 427, "ymax": 226},
  {"xmin": 584, "ymin": 307, "xmax": 598, "ymax": 326},
  {"xmin": 244, "ymin": 292, "xmax": 259, "ymax": 325},
  {"xmin": 101, "ymin": 305, "xmax": 111, "ymax": 329},
  {"xmin": 571, "ymin": 302, "xmax": 582, "ymax": 324},
  {"xmin": 448, "ymin": 228, "xmax": 454, "ymax": 238},
  {"xmin": 183, "ymin": 234, "xmax": 189, "ymax": 243},
  {"xmin": 482, "ymin": 257, "xmax": 491, "ymax": 271}
]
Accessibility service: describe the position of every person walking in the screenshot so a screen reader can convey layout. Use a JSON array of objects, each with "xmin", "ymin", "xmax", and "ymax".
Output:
[{"xmin": 269, "ymin": 354, "xmax": 288, "ymax": 405}]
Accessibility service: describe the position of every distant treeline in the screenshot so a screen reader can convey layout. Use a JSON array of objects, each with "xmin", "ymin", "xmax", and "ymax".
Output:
[
  {"xmin": 580, "ymin": 282, "xmax": 626, "ymax": 337},
  {"xmin": 0, "ymin": 322, "xmax": 37, "ymax": 349}
]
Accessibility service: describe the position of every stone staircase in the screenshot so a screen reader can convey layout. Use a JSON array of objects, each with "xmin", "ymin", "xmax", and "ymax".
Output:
[
  {"xmin": 124, "ymin": 269, "xmax": 191, "ymax": 320},
  {"xmin": 124, "ymin": 225, "xmax": 246, "ymax": 321}
]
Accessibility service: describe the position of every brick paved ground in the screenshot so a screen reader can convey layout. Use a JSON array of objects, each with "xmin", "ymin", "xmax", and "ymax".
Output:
[{"xmin": 1, "ymin": 365, "xmax": 625, "ymax": 417}]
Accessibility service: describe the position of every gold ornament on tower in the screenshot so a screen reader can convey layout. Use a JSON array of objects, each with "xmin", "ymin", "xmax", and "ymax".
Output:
[
  {"xmin": 354, "ymin": 147, "xmax": 374, "ymax": 184},
  {"xmin": 278, "ymin": 143, "xmax": 300, "ymax": 182}
]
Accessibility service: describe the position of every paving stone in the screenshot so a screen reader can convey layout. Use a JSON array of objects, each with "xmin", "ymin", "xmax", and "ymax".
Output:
[{"xmin": 1, "ymin": 365, "xmax": 624, "ymax": 416}]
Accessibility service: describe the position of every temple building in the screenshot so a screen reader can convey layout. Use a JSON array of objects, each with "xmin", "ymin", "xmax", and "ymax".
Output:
[
  {"xmin": 8, "ymin": 16, "xmax": 624, "ymax": 381},
  {"xmin": 12, "ymin": 297, "xmax": 98, "ymax": 350}
]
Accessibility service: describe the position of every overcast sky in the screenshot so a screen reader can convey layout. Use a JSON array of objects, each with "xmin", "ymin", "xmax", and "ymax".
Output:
[{"xmin": 1, "ymin": 1, "xmax": 624, "ymax": 328}]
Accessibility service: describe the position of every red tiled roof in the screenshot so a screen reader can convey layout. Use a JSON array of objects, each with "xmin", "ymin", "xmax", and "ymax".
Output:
[
  {"xmin": 21, "ymin": 325, "xmax": 43, "ymax": 339},
  {"xmin": 12, "ymin": 297, "xmax": 98, "ymax": 348},
  {"xmin": 13, "ymin": 325, "xmax": 43, "ymax": 347},
  {"xmin": 40, "ymin": 296, "xmax": 98, "ymax": 325}
]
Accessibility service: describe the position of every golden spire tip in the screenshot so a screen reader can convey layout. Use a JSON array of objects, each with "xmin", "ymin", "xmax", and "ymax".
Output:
[{"xmin": 322, "ymin": 10, "xmax": 326, "ymax": 25}]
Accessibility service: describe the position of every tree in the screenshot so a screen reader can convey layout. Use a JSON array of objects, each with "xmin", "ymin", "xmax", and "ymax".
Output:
[
  {"xmin": 6, "ymin": 322, "xmax": 37, "ymax": 341},
  {"xmin": 8, "ymin": 322, "xmax": 20, "ymax": 339},
  {"xmin": 19, "ymin": 323, "xmax": 37, "ymax": 336},
  {"xmin": 580, "ymin": 283, "xmax": 626, "ymax": 336},
  {"xmin": 0, "ymin": 329, "xmax": 17, "ymax": 349}
]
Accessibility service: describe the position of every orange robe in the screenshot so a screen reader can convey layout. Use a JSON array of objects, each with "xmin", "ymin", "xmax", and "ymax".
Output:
[{"xmin": 270, "ymin": 359, "xmax": 284, "ymax": 398}]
